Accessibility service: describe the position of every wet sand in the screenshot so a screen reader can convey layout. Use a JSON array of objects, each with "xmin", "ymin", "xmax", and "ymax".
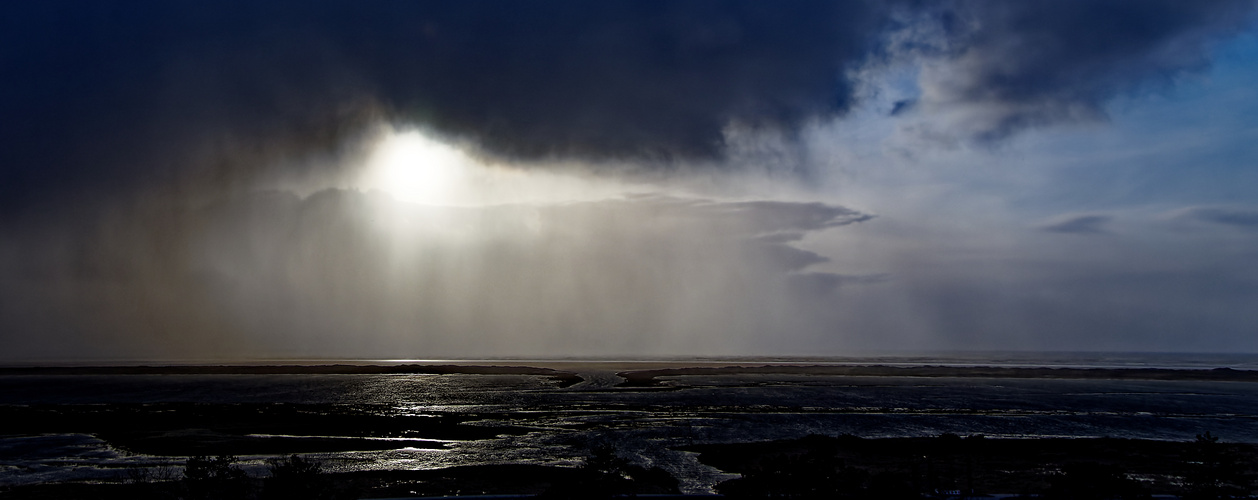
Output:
[{"xmin": 4, "ymin": 363, "xmax": 1258, "ymax": 497}]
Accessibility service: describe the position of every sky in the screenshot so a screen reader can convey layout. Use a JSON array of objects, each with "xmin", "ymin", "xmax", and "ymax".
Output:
[{"xmin": 2, "ymin": 1, "xmax": 1258, "ymax": 361}]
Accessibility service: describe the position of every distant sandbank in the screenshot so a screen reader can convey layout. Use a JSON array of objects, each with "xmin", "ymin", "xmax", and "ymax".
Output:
[
  {"xmin": 614, "ymin": 364, "xmax": 1258, "ymax": 387},
  {"xmin": 0, "ymin": 364, "xmax": 584, "ymax": 387},
  {"xmin": 4, "ymin": 362, "xmax": 1257, "ymax": 387}
]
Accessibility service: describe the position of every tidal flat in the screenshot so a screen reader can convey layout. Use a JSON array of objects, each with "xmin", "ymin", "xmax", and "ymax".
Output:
[{"xmin": 3, "ymin": 357, "xmax": 1258, "ymax": 497}]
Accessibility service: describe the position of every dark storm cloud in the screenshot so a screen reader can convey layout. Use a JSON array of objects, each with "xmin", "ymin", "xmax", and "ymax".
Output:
[
  {"xmin": 1039, "ymin": 214, "xmax": 1112, "ymax": 234},
  {"xmin": 4, "ymin": 1, "xmax": 1256, "ymax": 211},
  {"xmin": 0, "ymin": 0, "xmax": 902, "ymax": 210},
  {"xmin": 915, "ymin": 0, "xmax": 1257, "ymax": 141}
]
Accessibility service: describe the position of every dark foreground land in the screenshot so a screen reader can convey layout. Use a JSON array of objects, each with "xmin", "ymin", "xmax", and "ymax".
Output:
[
  {"xmin": 690, "ymin": 433, "xmax": 1258, "ymax": 499},
  {"xmin": 4, "ymin": 363, "xmax": 1258, "ymax": 498},
  {"xmin": 0, "ymin": 460, "xmax": 679, "ymax": 499},
  {"xmin": 2, "ymin": 434, "xmax": 1255, "ymax": 499}
]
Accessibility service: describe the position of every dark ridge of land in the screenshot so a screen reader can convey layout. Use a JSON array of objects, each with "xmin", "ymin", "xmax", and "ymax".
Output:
[
  {"xmin": 616, "ymin": 364, "xmax": 1258, "ymax": 387},
  {"xmin": 0, "ymin": 463, "xmax": 684, "ymax": 499},
  {"xmin": 335, "ymin": 462, "xmax": 682, "ymax": 498},
  {"xmin": 0, "ymin": 403, "xmax": 534, "ymax": 456},
  {"xmin": 5, "ymin": 436, "xmax": 1255, "ymax": 499},
  {"xmin": 0, "ymin": 364, "xmax": 584, "ymax": 387},
  {"xmin": 685, "ymin": 434, "xmax": 1258, "ymax": 497}
]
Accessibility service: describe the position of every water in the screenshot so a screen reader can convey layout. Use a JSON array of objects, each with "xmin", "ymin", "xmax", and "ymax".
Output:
[{"xmin": 3, "ymin": 354, "xmax": 1258, "ymax": 493}]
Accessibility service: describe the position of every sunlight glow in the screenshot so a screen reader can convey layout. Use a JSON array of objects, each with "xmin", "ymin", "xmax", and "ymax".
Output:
[
  {"xmin": 355, "ymin": 126, "xmax": 636, "ymax": 207},
  {"xmin": 361, "ymin": 130, "xmax": 475, "ymax": 205}
]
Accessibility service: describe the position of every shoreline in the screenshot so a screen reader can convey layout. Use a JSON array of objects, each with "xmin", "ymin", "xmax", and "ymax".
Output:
[
  {"xmin": 5, "ymin": 362, "xmax": 1258, "ymax": 385},
  {"xmin": 614, "ymin": 364, "xmax": 1258, "ymax": 387},
  {"xmin": 0, "ymin": 364, "xmax": 585, "ymax": 387}
]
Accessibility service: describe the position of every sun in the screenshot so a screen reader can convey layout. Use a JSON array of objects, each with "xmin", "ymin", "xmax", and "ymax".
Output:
[
  {"xmin": 360, "ymin": 129, "xmax": 472, "ymax": 205},
  {"xmin": 356, "ymin": 125, "xmax": 631, "ymax": 207}
]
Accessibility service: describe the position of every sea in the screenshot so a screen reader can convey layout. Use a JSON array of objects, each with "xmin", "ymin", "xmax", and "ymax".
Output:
[{"xmin": 3, "ymin": 352, "xmax": 1258, "ymax": 493}]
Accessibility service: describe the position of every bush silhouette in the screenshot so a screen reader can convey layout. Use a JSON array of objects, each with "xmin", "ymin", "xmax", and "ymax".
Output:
[
  {"xmin": 1183, "ymin": 432, "xmax": 1254, "ymax": 500},
  {"xmin": 263, "ymin": 454, "xmax": 333, "ymax": 499},
  {"xmin": 1045, "ymin": 463, "xmax": 1149, "ymax": 500},
  {"xmin": 183, "ymin": 455, "xmax": 249, "ymax": 500},
  {"xmin": 716, "ymin": 443, "xmax": 870, "ymax": 498},
  {"xmin": 541, "ymin": 444, "xmax": 679, "ymax": 499}
]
